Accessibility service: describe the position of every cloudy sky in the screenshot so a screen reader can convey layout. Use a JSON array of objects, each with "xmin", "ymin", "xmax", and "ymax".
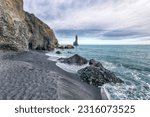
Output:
[{"xmin": 24, "ymin": 0, "xmax": 150, "ymax": 44}]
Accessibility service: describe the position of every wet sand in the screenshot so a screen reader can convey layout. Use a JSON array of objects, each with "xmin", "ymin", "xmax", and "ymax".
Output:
[{"xmin": 0, "ymin": 51, "xmax": 106, "ymax": 100}]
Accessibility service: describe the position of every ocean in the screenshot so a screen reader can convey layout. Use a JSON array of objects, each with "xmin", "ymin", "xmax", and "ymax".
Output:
[
  {"xmin": 47, "ymin": 28, "xmax": 150, "ymax": 100},
  {"xmin": 47, "ymin": 45, "xmax": 150, "ymax": 100}
]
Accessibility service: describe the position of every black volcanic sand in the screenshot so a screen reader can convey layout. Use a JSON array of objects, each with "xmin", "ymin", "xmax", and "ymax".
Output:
[{"xmin": 0, "ymin": 51, "xmax": 107, "ymax": 100}]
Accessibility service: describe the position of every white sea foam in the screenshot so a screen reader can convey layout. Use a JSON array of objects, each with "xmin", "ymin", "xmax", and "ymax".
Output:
[
  {"xmin": 131, "ymin": 71, "xmax": 141, "ymax": 80},
  {"xmin": 46, "ymin": 50, "xmax": 66, "ymax": 61},
  {"xmin": 102, "ymin": 61, "xmax": 117, "ymax": 71},
  {"xmin": 46, "ymin": 50, "xmax": 89, "ymax": 73},
  {"xmin": 45, "ymin": 48, "xmax": 150, "ymax": 100},
  {"xmin": 101, "ymin": 85, "xmax": 111, "ymax": 100},
  {"xmin": 103, "ymin": 80, "xmax": 150, "ymax": 100},
  {"xmin": 56, "ymin": 62, "xmax": 89, "ymax": 73}
]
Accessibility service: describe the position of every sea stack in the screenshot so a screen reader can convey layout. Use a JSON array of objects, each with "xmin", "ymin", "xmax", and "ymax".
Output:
[
  {"xmin": 73, "ymin": 35, "xmax": 79, "ymax": 47},
  {"xmin": 0, "ymin": 0, "xmax": 58, "ymax": 51}
]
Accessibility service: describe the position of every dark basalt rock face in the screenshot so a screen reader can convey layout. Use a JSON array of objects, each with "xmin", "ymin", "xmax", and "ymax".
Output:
[
  {"xmin": 78, "ymin": 59, "xmax": 124, "ymax": 87},
  {"xmin": 58, "ymin": 54, "xmax": 88, "ymax": 65},
  {"xmin": 0, "ymin": 0, "xmax": 58, "ymax": 51}
]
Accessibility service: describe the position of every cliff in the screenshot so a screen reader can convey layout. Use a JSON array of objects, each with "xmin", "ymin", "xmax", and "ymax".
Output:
[{"xmin": 0, "ymin": 0, "xmax": 58, "ymax": 51}]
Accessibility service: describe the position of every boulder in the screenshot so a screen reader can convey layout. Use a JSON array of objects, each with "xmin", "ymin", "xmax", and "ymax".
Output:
[
  {"xmin": 78, "ymin": 65, "xmax": 124, "ymax": 87},
  {"xmin": 57, "ymin": 44, "xmax": 74, "ymax": 49},
  {"xmin": 58, "ymin": 45, "xmax": 64, "ymax": 49},
  {"xmin": 59, "ymin": 54, "xmax": 88, "ymax": 65},
  {"xmin": 56, "ymin": 51, "xmax": 61, "ymax": 54},
  {"xmin": 89, "ymin": 59, "xmax": 96, "ymax": 65},
  {"xmin": 64, "ymin": 44, "xmax": 74, "ymax": 49},
  {"xmin": 89, "ymin": 59, "xmax": 103, "ymax": 68},
  {"xmin": 94, "ymin": 62, "xmax": 103, "ymax": 68}
]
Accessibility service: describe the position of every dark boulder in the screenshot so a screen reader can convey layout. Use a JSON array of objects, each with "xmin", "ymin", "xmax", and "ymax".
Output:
[
  {"xmin": 94, "ymin": 62, "xmax": 103, "ymax": 68},
  {"xmin": 57, "ymin": 45, "xmax": 74, "ymax": 49},
  {"xmin": 64, "ymin": 44, "xmax": 74, "ymax": 49},
  {"xmin": 58, "ymin": 54, "xmax": 88, "ymax": 65},
  {"xmin": 89, "ymin": 59, "xmax": 96, "ymax": 65},
  {"xmin": 56, "ymin": 51, "xmax": 61, "ymax": 54},
  {"xmin": 89, "ymin": 59, "xmax": 103, "ymax": 68},
  {"xmin": 78, "ymin": 65, "xmax": 124, "ymax": 87},
  {"xmin": 58, "ymin": 45, "xmax": 64, "ymax": 49}
]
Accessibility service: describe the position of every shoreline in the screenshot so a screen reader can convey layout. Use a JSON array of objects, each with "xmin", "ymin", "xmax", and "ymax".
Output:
[
  {"xmin": 46, "ymin": 51, "xmax": 109, "ymax": 100},
  {"xmin": 0, "ymin": 50, "xmax": 108, "ymax": 100}
]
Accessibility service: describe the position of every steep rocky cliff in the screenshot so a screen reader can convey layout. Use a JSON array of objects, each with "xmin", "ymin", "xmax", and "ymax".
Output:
[
  {"xmin": 0, "ymin": 0, "xmax": 58, "ymax": 51},
  {"xmin": 25, "ymin": 12, "xmax": 58, "ymax": 50}
]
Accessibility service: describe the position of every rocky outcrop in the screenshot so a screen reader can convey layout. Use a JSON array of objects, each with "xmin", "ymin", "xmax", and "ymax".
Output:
[
  {"xmin": 0, "ymin": 0, "xmax": 58, "ymax": 51},
  {"xmin": 64, "ymin": 44, "xmax": 74, "ymax": 49},
  {"xmin": 89, "ymin": 59, "xmax": 104, "ymax": 68},
  {"xmin": 58, "ymin": 54, "xmax": 88, "ymax": 65},
  {"xmin": 58, "ymin": 44, "xmax": 74, "ymax": 49},
  {"xmin": 56, "ymin": 51, "xmax": 61, "ymax": 54},
  {"xmin": 78, "ymin": 60, "xmax": 124, "ymax": 87},
  {"xmin": 0, "ymin": 0, "xmax": 29, "ymax": 51},
  {"xmin": 25, "ymin": 12, "xmax": 58, "ymax": 50}
]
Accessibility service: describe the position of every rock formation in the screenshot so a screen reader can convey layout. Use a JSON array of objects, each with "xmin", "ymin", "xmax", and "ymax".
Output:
[
  {"xmin": 64, "ymin": 44, "xmax": 74, "ymax": 49},
  {"xmin": 58, "ymin": 44, "xmax": 74, "ymax": 49},
  {"xmin": 56, "ymin": 51, "xmax": 61, "ymax": 54},
  {"xmin": 58, "ymin": 54, "xmax": 88, "ymax": 65},
  {"xmin": 78, "ymin": 59, "xmax": 124, "ymax": 87},
  {"xmin": 25, "ymin": 12, "xmax": 58, "ymax": 50},
  {"xmin": 0, "ymin": 0, "xmax": 58, "ymax": 51}
]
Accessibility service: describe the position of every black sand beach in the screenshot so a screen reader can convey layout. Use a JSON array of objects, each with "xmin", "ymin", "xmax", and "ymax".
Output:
[{"xmin": 0, "ymin": 51, "xmax": 106, "ymax": 100}]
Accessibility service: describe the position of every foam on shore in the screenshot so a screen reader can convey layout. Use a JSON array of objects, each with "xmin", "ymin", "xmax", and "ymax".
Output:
[
  {"xmin": 100, "ymin": 86, "xmax": 111, "ymax": 100},
  {"xmin": 46, "ymin": 51, "xmax": 66, "ymax": 62},
  {"xmin": 46, "ymin": 51, "xmax": 109, "ymax": 99},
  {"xmin": 56, "ymin": 62, "xmax": 89, "ymax": 73},
  {"xmin": 46, "ymin": 50, "xmax": 89, "ymax": 73}
]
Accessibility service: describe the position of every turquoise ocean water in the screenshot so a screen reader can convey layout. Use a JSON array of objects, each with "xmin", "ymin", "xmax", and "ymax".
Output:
[
  {"xmin": 52, "ymin": 45, "xmax": 150, "ymax": 100},
  {"xmin": 47, "ymin": 30, "xmax": 150, "ymax": 99}
]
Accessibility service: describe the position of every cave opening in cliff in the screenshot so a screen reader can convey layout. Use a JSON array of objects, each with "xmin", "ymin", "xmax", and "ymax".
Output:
[
  {"xmin": 28, "ymin": 42, "xmax": 33, "ymax": 50},
  {"xmin": 43, "ymin": 37, "xmax": 51, "ymax": 50}
]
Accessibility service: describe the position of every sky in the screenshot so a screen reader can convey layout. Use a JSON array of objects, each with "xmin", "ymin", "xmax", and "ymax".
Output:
[{"xmin": 24, "ymin": 0, "xmax": 150, "ymax": 45}]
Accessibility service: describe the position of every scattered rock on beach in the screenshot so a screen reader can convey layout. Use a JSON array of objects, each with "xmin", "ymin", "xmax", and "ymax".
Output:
[
  {"xmin": 58, "ymin": 45, "xmax": 74, "ymax": 49},
  {"xmin": 78, "ymin": 63, "xmax": 124, "ymax": 87},
  {"xmin": 58, "ymin": 54, "xmax": 88, "ymax": 65},
  {"xmin": 56, "ymin": 51, "xmax": 61, "ymax": 54},
  {"xmin": 58, "ymin": 45, "xmax": 64, "ymax": 49},
  {"xmin": 65, "ymin": 44, "xmax": 74, "ymax": 49}
]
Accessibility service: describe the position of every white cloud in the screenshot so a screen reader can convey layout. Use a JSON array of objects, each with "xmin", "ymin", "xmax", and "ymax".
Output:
[
  {"xmin": 24, "ymin": 0, "xmax": 150, "ymax": 44},
  {"xmin": 24, "ymin": 0, "xmax": 150, "ymax": 30},
  {"xmin": 58, "ymin": 36, "xmax": 150, "ymax": 45}
]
